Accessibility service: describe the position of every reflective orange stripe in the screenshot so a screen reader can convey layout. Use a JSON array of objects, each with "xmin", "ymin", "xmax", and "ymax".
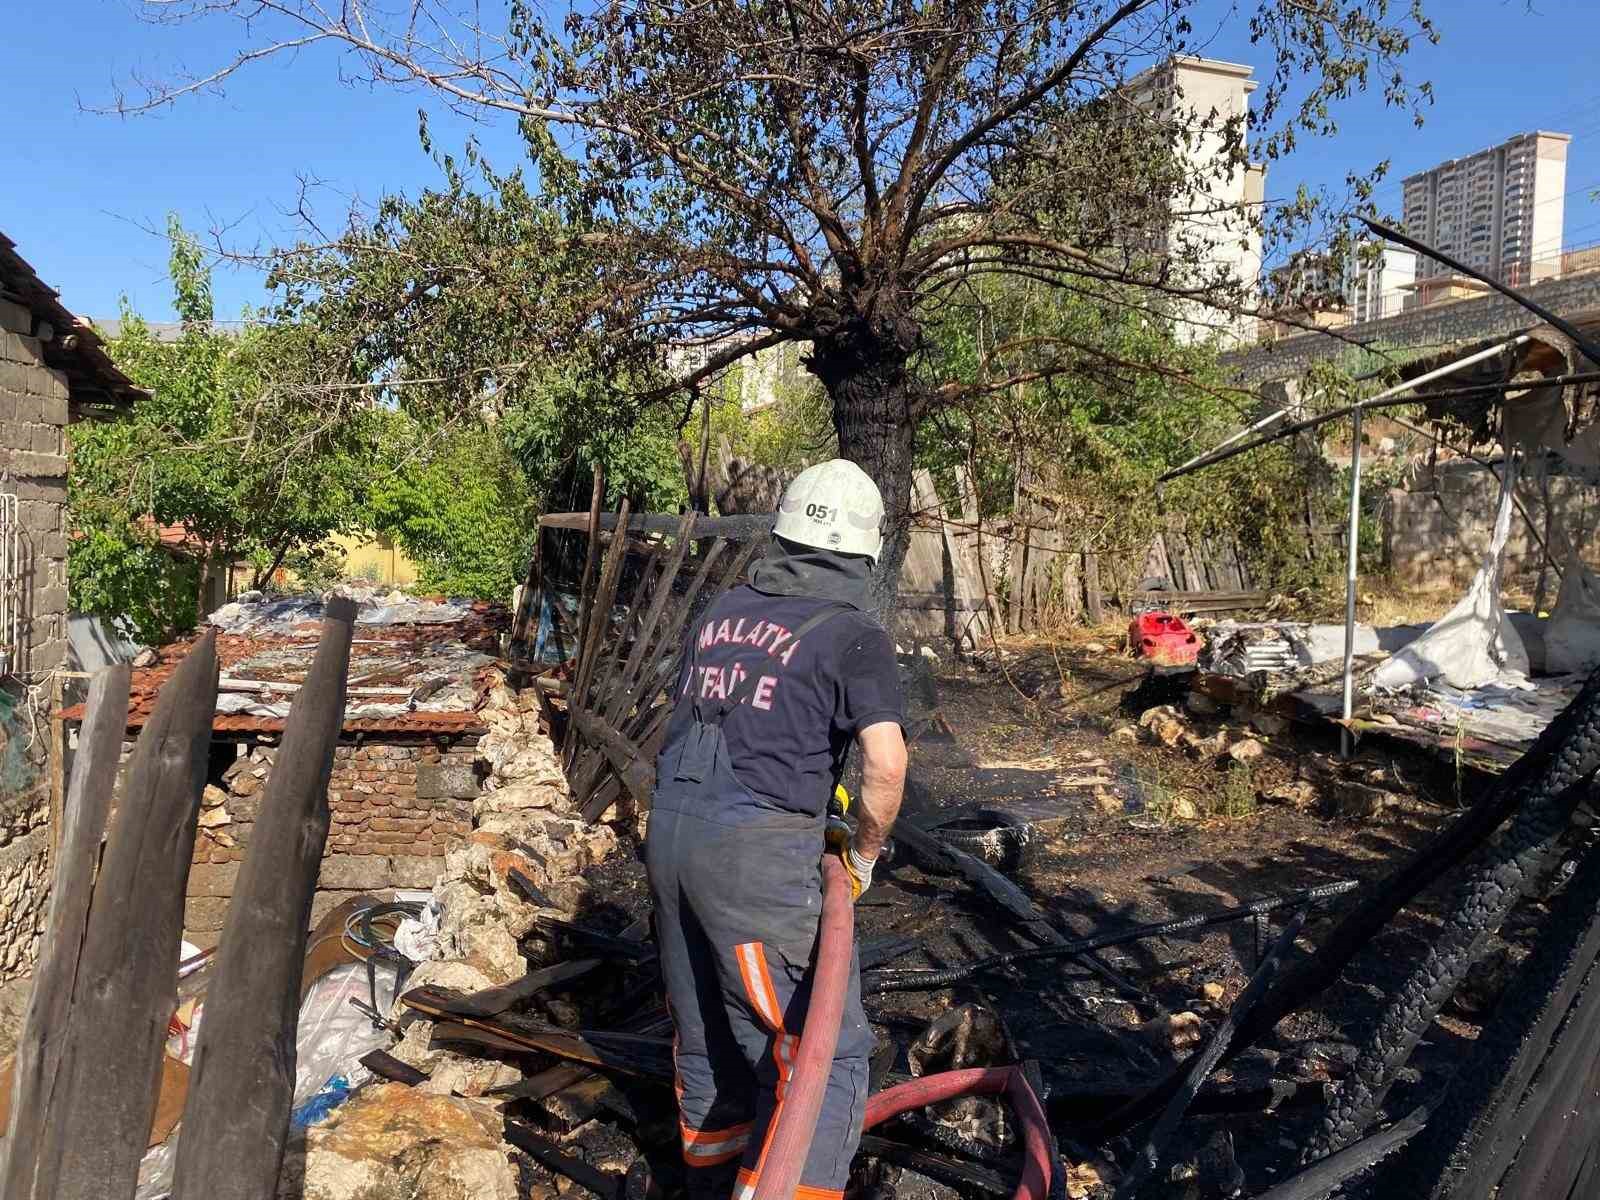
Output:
[
  {"xmin": 795, "ymin": 1187, "xmax": 844, "ymax": 1200},
  {"xmin": 734, "ymin": 942, "xmax": 800, "ymax": 1183},
  {"xmin": 681, "ymin": 1119, "xmax": 753, "ymax": 1166}
]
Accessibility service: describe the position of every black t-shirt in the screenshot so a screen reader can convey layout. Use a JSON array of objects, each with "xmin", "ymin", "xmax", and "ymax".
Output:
[{"xmin": 663, "ymin": 584, "xmax": 904, "ymax": 817}]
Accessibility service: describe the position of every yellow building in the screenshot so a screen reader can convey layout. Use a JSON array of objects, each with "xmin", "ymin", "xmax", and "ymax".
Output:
[{"xmin": 333, "ymin": 532, "xmax": 419, "ymax": 587}]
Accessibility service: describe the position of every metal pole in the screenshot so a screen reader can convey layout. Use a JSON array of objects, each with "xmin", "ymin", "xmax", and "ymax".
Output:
[
  {"xmin": 1158, "ymin": 335, "xmax": 1530, "ymax": 483},
  {"xmin": 1341, "ymin": 407, "xmax": 1364, "ymax": 758}
]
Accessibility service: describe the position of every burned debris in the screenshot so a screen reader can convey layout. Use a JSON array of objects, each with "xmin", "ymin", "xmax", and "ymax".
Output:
[{"xmin": 9, "ymin": 467, "xmax": 1600, "ymax": 1200}]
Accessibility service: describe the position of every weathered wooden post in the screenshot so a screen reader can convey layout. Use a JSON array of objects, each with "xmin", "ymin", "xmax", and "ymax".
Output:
[
  {"xmin": 34, "ymin": 632, "xmax": 218, "ymax": 1200},
  {"xmin": 171, "ymin": 597, "xmax": 355, "ymax": 1200},
  {"xmin": 2, "ymin": 663, "xmax": 131, "ymax": 1199}
]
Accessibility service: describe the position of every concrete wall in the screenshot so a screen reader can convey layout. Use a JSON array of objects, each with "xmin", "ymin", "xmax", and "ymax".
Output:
[
  {"xmin": 182, "ymin": 734, "xmax": 481, "ymax": 948},
  {"xmin": 0, "ymin": 296, "xmax": 72, "ymax": 677},
  {"xmin": 1226, "ymin": 270, "xmax": 1600, "ymax": 385}
]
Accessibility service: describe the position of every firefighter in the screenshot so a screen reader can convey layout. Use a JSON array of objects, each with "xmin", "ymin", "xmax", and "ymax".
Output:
[{"xmin": 647, "ymin": 459, "xmax": 908, "ymax": 1200}]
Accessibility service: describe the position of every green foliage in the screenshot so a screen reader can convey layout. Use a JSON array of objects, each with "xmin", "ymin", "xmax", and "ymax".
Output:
[
  {"xmin": 71, "ymin": 218, "xmax": 380, "ymax": 636},
  {"xmin": 367, "ymin": 423, "xmax": 537, "ymax": 599},
  {"xmin": 1216, "ymin": 763, "xmax": 1258, "ymax": 820},
  {"xmin": 64, "ymin": 524, "xmax": 200, "ymax": 646},
  {"xmin": 917, "ymin": 276, "xmax": 1346, "ymax": 600}
]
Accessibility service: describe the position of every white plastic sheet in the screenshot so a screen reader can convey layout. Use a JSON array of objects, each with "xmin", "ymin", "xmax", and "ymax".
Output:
[
  {"xmin": 1546, "ymin": 549, "xmax": 1600, "ymax": 674},
  {"xmin": 1374, "ymin": 457, "xmax": 1529, "ymax": 691},
  {"xmin": 291, "ymin": 962, "xmax": 399, "ymax": 1111}
]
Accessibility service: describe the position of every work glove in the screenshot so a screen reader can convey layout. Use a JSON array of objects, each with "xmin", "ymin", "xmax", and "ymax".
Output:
[{"xmin": 825, "ymin": 815, "xmax": 876, "ymax": 901}]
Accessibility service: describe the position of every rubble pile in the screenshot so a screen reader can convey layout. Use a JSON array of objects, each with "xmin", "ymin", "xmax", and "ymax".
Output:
[{"xmin": 290, "ymin": 676, "xmax": 624, "ymax": 1198}]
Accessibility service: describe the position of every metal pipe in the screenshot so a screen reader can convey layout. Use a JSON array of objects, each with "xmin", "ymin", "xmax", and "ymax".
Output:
[
  {"xmin": 1361, "ymin": 218, "xmax": 1600, "ymax": 368},
  {"xmin": 1341, "ymin": 406, "xmax": 1364, "ymax": 758},
  {"xmin": 1159, "ymin": 334, "xmax": 1531, "ymax": 483},
  {"xmin": 1168, "ymin": 406, "xmax": 1289, "ymax": 477}
]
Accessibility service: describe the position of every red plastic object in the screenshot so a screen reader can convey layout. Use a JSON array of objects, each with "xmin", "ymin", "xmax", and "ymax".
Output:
[{"xmin": 1130, "ymin": 611, "xmax": 1200, "ymax": 667}]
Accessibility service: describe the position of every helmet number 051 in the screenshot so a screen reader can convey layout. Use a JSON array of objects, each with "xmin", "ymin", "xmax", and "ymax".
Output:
[{"xmin": 806, "ymin": 503, "xmax": 835, "ymax": 521}]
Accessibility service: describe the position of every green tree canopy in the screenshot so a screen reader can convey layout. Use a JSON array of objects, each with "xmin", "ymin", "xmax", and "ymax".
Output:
[
  {"xmin": 70, "ymin": 218, "xmax": 379, "ymax": 640},
  {"xmin": 118, "ymin": 0, "xmax": 1436, "ymax": 609}
]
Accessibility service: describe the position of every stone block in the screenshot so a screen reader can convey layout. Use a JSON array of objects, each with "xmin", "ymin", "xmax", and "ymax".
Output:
[
  {"xmin": 416, "ymin": 762, "xmax": 479, "ymax": 801},
  {"xmin": 0, "ymin": 448, "xmax": 66, "ymax": 480},
  {"xmin": 0, "ymin": 299, "xmax": 29, "ymax": 335},
  {"xmin": 34, "ymin": 585, "xmax": 67, "ymax": 617},
  {"xmin": 184, "ymin": 895, "xmax": 230, "ymax": 932},
  {"xmin": 0, "ymin": 331, "xmax": 42, "ymax": 365},
  {"xmin": 34, "ymin": 532, "xmax": 68, "ymax": 562},
  {"xmin": 2, "ymin": 477, "xmax": 66, "ymax": 502},
  {"xmin": 187, "ymin": 861, "xmax": 243, "ymax": 897},
  {"xmin": 29, "ymin": 423, "xmax": 60, "ymax": 454},
  {"xmin": 388, "ymin": 855, "xmax": 445, "ymax": 889},
  {"xmin": 0, "ymin": 363, "xmax": 29, "ymax": 397},
  {"xmin": 40, "ymin": 392, "xmax": 67, "ymax": 426},
  {"xmin": 317, "ymin": 854, "xmax": 396, "ymax": 891}
]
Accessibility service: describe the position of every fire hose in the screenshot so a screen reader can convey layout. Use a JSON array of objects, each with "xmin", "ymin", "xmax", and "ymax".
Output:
[{"xmin": 748, "ymin": 855, "xmax": 1053, "ymax": 1200}]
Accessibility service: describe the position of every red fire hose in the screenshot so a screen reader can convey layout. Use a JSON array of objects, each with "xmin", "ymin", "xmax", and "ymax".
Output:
[{"xmin": 749, "ymin": 856, "xmax": 1053, "ymax": 1200}]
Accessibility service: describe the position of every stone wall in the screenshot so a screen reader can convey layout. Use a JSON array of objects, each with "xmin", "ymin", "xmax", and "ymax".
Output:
[
  {"xmin": 182, "ymin": 734, "xmax": 481, "ymax": 947},
  {"xmin": 0, "ymin": 295, "xmax": 72, "ymax": 677},
  {"xmin": 1384, "ymin": 462, "xmax": 1600, "ymax": 591},
  {"xmin": 1227, "ymin": 271, "xmax": 1600, "ymax": 385},
  {"xmin": 0, "ymin": 786, "xmax": 49, "ymax": 982}
]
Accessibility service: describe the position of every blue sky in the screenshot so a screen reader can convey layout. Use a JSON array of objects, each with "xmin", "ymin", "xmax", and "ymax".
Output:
[{"xmin": 4, "ymin": 0, "xmax": 1598, "ymax": 323}]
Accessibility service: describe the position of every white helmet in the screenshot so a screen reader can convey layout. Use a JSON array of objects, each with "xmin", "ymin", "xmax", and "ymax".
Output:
[{"xmin": 773, "ymin": 459, "xmax": 885, "ymax": 563}]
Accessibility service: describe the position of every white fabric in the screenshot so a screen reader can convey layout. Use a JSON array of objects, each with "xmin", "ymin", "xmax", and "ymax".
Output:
[
  {"xmin": 1374, "ymin": 457, "xmax": 1529, "ymax": 691},
  {"xmin": 1546, "ymin": 548, "xmax": 1600, "ymax": 673},
  {"xmin": 772, "ymin": 458, "xmax": 885, "ymax": 561},
  {"xmin": 847, "ymin": 845, "xmax": 877, "ymax": 896}
]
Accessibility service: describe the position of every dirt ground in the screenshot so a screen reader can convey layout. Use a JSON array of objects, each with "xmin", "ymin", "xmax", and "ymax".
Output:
[{"xmin": 574, "ymin": 632, "xmax": 1551, "ymax": 1196}]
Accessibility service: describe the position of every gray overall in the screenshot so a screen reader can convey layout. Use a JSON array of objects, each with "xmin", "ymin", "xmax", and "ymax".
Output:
[{"xmin": 647, "ymin": 604, "xmax": 872, "ymax": 1200}]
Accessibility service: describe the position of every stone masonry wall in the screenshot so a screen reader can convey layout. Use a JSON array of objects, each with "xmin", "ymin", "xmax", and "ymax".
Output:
[
  {"xmin": 1385, "ymin": 464, "xmax": 1600, "ymax": 592},
  {"xmin": 0, "ymin": 295, "xmax": 72, "ymax": 677},
  {"xmin": 181, "ymin": 734, "xmax": 481, "ymax": 948},
  {"xmin": 0, "ymin": 787, "xmax": 50, "ymax": 982},
  {"xmin": 1226, "ymin": 271, "xmax": 1600, "ymax": 385}
]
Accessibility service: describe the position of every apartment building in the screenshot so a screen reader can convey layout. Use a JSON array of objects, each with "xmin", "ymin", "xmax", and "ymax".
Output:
[
  {"xmin": 1129, "ymin": 56, "xmax": 1267, "ymax": 346},
  {"xmin": 1401, "ymin": 131, "xmax": 1570, "ymax": 290},
  {"xmin": 1345, "ymin": 245, "xmax": 1417, "ymax": 324}
]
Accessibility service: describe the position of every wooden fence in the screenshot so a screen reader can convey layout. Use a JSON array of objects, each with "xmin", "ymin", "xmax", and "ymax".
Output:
[{"xmin": 1, "ymin": 599, "xmax": 355, "ymax": 1200}]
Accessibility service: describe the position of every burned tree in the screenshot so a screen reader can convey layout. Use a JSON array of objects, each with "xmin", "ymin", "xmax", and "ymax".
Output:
[{"xmin": 119, "ymin": 0, "xmax": 1435, "ymax": 604}]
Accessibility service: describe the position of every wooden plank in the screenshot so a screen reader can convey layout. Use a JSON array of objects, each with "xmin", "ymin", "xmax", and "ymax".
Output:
[
  {"xmin": 172, "ymin": 600, "xmax": 356, "ymax": 1200},
  {"xmin": 540, "ymin": 510, "xmax": 774, "ymax": 540},
  {"xmin": 2, "ymin": 664, "xmax": 131, "ymax": 1200},
  {"xmin": 571, "ymin": 466, "xmax": 606, "ymax": 710},
  {"xmin": 36, "ymin": 634, "xmax": 218, "ymax": 1200},
  {"xmin": 566, "ymin": 497, "xmax": 632, "ymax": 778},
  {"xmin": 1084, "ymin": 552, "xmax": 1105, "ymax": 625},
  {"xmin": 47, "ymin": 673, "xmax": 64, "ymax": 863}
]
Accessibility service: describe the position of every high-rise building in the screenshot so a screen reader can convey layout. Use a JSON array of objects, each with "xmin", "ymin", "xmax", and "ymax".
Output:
[
  {"xmin": 1129, "ymin": 56, "xmax": 1267, "ymax": 345},
  {"xmin": 1401, "ymin": 131, "xmax": 1570, "ymax": 290},
  {"xmin": 1345, "ymin": 245, "xmax": 1416, "ymax": 324}
]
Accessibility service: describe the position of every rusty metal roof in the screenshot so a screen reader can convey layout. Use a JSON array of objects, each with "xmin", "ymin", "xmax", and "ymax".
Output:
[{"xmin": 58, "ymin": 601, "xmax": 509, "ymax": 738}]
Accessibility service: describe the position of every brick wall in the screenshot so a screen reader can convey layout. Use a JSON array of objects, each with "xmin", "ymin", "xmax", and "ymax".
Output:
[
  {"xmin": 0, "ymin": 786, "xmax": 49, "ymax": 982},
  {"xmin": 181, "ymin": 734, "xmax": 481, "ymax": 948},
  {"xmin": 0, "ymin": 295, "xmax": 72, "ymax": 677}
]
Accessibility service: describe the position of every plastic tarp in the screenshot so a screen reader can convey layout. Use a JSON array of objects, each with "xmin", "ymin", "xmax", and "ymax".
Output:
[
  {"xmin": 1545, "ymin": 549, "xmax": 1600, "ymax": 674},
  {"xmin": 1374, "ymin": 457, "xmax": 1530, "ymax": 691},
  {"xmin": 133, "ymin": 962, "xmax": 398, "ymax": 1200}
]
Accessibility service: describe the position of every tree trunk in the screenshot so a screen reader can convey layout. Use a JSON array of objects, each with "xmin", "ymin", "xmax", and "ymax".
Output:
[{"xmin": 808, "ymin": 316, "xmax": 920, "ymax": 621}]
